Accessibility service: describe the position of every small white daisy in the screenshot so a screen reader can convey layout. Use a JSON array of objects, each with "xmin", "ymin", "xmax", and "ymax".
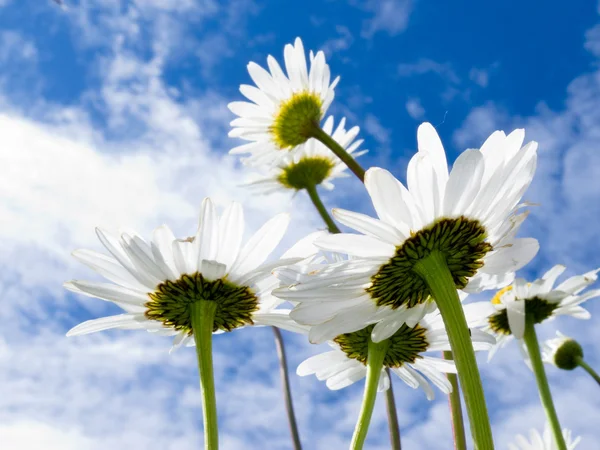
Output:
[
  {"xmin": 228, "ymin": 37, "xmax": 340, "ymax": 167},
  {"xmin": 65, "ymin": 198, "xmax": 311, "ymax": 349},
  {"xmin": 297, "ymin": 303, "xmax": 495, "ymax": 399},
  {"xmin": 245, "ymin": 116, "xmax": 367, "ymax": 193},
  {"xmin": 274, "ymin": 123, "xmax": 539, "ymax": 343},
  {"xmin": 486, "ymin": 265, "xmax": 599, "ymax": 359},
  {"xmin": 508, "ymin": 423, "xmax": 580, "ymax": 450}
]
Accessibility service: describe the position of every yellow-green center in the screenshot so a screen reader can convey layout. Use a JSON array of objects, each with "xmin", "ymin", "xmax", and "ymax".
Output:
[
  {"xmin": 277, "ymin": 156, "xmax": 335, "ymax": 190},
  {"xmin": 368, "ymin": 216, "xmax": 492, "ymax": 310},
  {"xmin": 488, "ymin": 296, "xmax": 559, "ymax": 335},
  {"xmin": 145, "ymin": 273, "xmax": 259, "ymax": 334},
  {"xmin": 334, "ymin": 323, "xmax": 429, "ymax": 368},
  {"xmin": 270, "ymin": 91, "xmax": 322, "ymax": 149}
]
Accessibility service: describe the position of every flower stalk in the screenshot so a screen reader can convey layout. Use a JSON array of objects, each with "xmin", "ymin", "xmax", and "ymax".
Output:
[
  {"xmin": 575, "ymin": 357, "xmax": 600, "ymax": 386},
  {"xmin": 272, "ymin": 327, "xmax": 303, "ymax": 450},
  {"xmin": 305, "ymin": 184, "xmax": 341, "ymax": 234},
  {"xmin": 413, "ymin": 250, "xmax": 494, "ymax": 449},
  {"xmin": 523, "ymin": 319, "xmax": 567, "ymax": 450},
  {"xmin": 350, "ymin": 338, "xmax": 391, "ymax": 450},
  {"xmin": 190, "ymin": 300, "xmax": 219, "ymax": 450},
  {"xmin": 443, "ymin": 351, "xmax": 467, "ymax": 450},
  {"xmin": 384, "ymin": 368, "xmax": 402, "ymax": 450},
  {"xmin": 308, "ymin": 123, "xmax": 366, "ymax": 182}
]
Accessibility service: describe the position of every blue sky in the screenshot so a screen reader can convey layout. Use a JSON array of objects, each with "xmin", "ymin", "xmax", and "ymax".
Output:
[{"xmin": 1, "ymin": 0, "xmax": 600, "ymax": 449}]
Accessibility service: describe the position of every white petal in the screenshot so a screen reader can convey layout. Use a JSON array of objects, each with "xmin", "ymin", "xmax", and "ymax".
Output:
[
  {"xmin": 332, "ymin": 208, "xmax": 404, "ymax": 244},
  {"xmin": 443, "ymin": 149, "xmax": 484, "ymax": 216},
  {"xmin": 230, "ymin": 213, "xmax": 290, "ymax": 275},
  {"xmin": 364, "ymin": 167, "xmax": 416, "ymax": 233},
  {"xmin": 65, "ymin": 280, "xmax": 149, "ymax": 306},
  {"xmin": 66, "ymin": 314, "xmax": 146, "ymax": 336},
  {"xmin": 253, "ymin": 310, "xmax": 309, "ymax": 334},
  {"xmin": 216, "ymin": 202, "xmax": 244, "ymax": 270},
  {"xmin": 417, "ymin": 122, "xmax": 449, "ymax": 187},
  {"xmin": 71, "ymin": 249, "xmax": 147, "ymax": 291},
  {"xmin": 506, "ymin": 299, "xmax": 526, "ymax": 339},
  {"xmin": 481, "ymin": 238, "xmax": 539, "ymax": 274},
  {"xmin": 195, "ymin": 198, "xmax": 219, "ymax": 265},
  {"xmin": 315, "ymin": 233, "xmax": 395, "ymax": 258}
]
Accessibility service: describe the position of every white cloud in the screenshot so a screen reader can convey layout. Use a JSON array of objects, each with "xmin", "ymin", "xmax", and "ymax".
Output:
[
  {"xmin": 321, "ymin": 25, "xmax": 354, "ymax": 57},
  {"xmin": 353, "ymin": 0, "xmax": 414, "ymax": 38},
  {"xmin": 405, "ymin": 97, "xmax": 425, "ymax": 119},
  {"xmin": 469, "ymin": 67, "xmax": 489, "ymax": 88},
  {"xmin": 398, "ymin": 58, "xmax": 460, "ymax": 84}
]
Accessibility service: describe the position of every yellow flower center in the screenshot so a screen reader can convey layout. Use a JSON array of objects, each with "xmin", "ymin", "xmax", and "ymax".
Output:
[
  {"xmin": 277, "ymin": 156, "xmax": 335, "ymax": 190},
  {"xmin": 270, "ymin": 91, "xmax": 322, "ymax": 149}
]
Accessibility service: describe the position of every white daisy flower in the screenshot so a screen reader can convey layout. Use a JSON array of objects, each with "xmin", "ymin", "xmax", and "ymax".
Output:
[
  {"xmin": 245, "ymin": 116, "xmax": 367, "ymax": 193},
  {"xmin": 228, "ymin": 37, "xmax": 340, "ymax": 167},
  {"xmin": 274, "ymin": 123, "xmax": 539, "ymax": 343},
  {"xmin": 65, "ymin": 198, "xmax": 311, "ymax": 349},
  {"xmin": 509, "ymin": 423, "xmax": 581, "ymax": 450},
  {"xmin": 297, "ymin": 303, "xmax": 495, "ymax": 399},
  {"xmin": 486, "ymin": 265, "xmax": 600, "ymax": 359}
]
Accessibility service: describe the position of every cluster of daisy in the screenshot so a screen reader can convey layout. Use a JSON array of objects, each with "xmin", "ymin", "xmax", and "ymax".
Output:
[{"xmin": 64, "ymin": 37, "xmax": 599, "ymax": 450}]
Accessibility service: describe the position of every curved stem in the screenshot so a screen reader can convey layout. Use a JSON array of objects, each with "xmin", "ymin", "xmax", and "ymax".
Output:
[
  {"xmin": 190, "ymin": 301, "xmax": 219, "ymax": 450},
  {"xmin": 350, "ymin": 338, "xmax": 390, "ymax": 450},
  {"xmin": 523, "ymin": 320, "xmax": 566, "ymax": 450},
  {"xmin": 308, "ymin": 124, "xmax": 366, "ymax": 182},
  {"xmin": 305, "ymin": 184, "xmax": 340, "ymax": 233},
  {"xmin": 575, "ymin": 357, "xmax": 600, "ymax": 386},
  {"xmin": 384, "ymin": 369, "xmax": 402, "ymax": 450},
  {"xmin": 443, "ymin": 351, "xmax": 467, "ymax": 450},
  {"xmin": 272, "ymin": 327, "xmax": 303, "ymax": 450},
  {"xmin": 413, "ymin": 250, "xmax": 494, "ymax": 449}
]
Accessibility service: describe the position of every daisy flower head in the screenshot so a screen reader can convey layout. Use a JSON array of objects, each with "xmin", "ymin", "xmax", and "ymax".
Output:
[
  {"xmin": 541, "ymin": 331, "xmax": 584, "ymax": 370},
  {"xmin": 275, "ymin": 123, "xmax": 539, "ymax": 343},
  {"xmin": 486, "ymin": 265, "xmax": 600, "ymax": 356},
  {"xmin": 228, "ymin": 37, "xmax": 340, "ymax": 167},
  {"xmin": 297, "ymin": 303, "xmax": 495, "ymax": 399},
  {"xmin": 509, "ymin": 423, "xmax": 581, "ymax": 450},
  {"xmin": 65, "ymin": 198, "xmax": 309, "ymax": 349},
  {"xmin": 245, "ymin": 116, "xmax": 367, "ymax": 194}
]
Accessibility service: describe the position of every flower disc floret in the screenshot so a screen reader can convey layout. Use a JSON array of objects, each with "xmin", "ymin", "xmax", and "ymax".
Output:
[
  {"xmin": 488, "ymin": 295, "xmax": 558, "ymax": 336},
  {"xmin": 271, "ymin": 92, "xmax": 322, "ymax": 149},
  {"xmin": 368, "ymin": 217, "xmax": 491, "ymax": 310},
  {"xmin": 277, "ymin": 156, "xmax": 335, "ymax": 190},
  {"xmin": 334, "ymin": 323, "xmax": 429, "ymax": 368},
  {"xmin": 146, "ymin": 273, "xmax": 259, "ymax": 333}
]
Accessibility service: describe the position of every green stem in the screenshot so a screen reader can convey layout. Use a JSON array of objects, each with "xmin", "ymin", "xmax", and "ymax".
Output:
[
  {"xmin": 575, "ymin": 357, "xmax": 600, "ymax": 386},
  {"xmin": 413, "ymin": 250, "xmax": 494, "ymax": 449},
  {"xmin": 443, "ymin": 351, "xmax": 467, "ymax": 450},
  {"xmin": 523, "ymin": 320, "xmax": 567, "ymax": 450},
  {"xmin": 305, "ymin": 184, "xmax": 341, "ymax": 234},
  {"xmin": 190, "ymin": 301, "xmax": 219, "ymax": 450},
  {"xmin": 309, "ymin": 124, "xmax": 366, "ymax": 182},
  {"xmin": 350, "ymin": 338, "xmax": 390, "ymax": 450},
  {"xmin": 384, "ymin": 369, "xmax": 402, "ymax": 450},
  {"xmin": 272, "ymin": 327, "xmax": 303, "ymax": 450}
]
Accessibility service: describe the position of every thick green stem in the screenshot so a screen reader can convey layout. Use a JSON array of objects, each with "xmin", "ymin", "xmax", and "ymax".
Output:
[
  {"xmin": 272, "ymin": 327, "xmax": 303, "ymax": 450},
  {"xmin": 190, "ymin": 301, "xmax": 219, "ymax": 450},
  {"xmin": 523, "ymin": 320, "xmax": 567, "ymax": 450},
  {"xmin": 305, "ymin": 184, "xmax": 341, "ymax": 233},
  {"xmin": 384, "ymin": 369, "xmax": 402, "ymax": 450},
  {"xmin": 443, "ymin": 351, "xmax": 467, "ymax": 450},
  {"xmin": 413, "ymin": 250, "xmax": 494, "ymax": 450},
  {"xmin": 350, "ymin": 338, "xmax": 390, "ymax": 450},
  {"xmin": 575, "ymin": 357, "xmax": 600, "ymax": 386},
  {"xmin": 309, "ymin": 124, "xmax": 366, "ymax": 182}
]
